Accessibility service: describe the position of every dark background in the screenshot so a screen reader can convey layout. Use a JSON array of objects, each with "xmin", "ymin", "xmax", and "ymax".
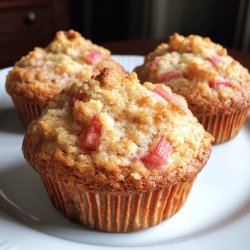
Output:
[
  {"xmin": 0, "ymin": 0, "xmax": 249, "ymax": 67},
  {"xmin": 70, "ymin": 0, "xmax": 242, "ymax": 48}
]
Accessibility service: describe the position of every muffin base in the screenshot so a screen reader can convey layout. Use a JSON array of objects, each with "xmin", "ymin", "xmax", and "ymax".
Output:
[
  {"xmin": 12, "ymin": 98, "xmax": 44, "ymax": 126},
  {"xmin": 41, "ymin": 174, "xmax": 195, "ymax": 232},
  {"xmin": 197, "ymin": 109, "xmax": 249, "ymax": 144}
]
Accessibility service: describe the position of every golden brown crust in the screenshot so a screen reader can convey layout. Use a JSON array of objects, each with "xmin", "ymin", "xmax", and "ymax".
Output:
[
  {"xmin": 6, "ymin": 70, "xmax": 60, "ymax": 105},
  {"xmin": 22, "ymin": 70, "xmax": 213, "ymax": 194},
  {"xmin": 6, "ymin": 30, "xmax": 125, "ymax": 106},
  {"xmin": 135, "ymin": 33, "xmax": 250, "ymax": 115},
  {"xmin": 178, "ymin": 82, "xmax": 250, "ymax": 115},
  {"xmin": 22, "ymin": 132, "xmax": 211, "ymax": 193}
]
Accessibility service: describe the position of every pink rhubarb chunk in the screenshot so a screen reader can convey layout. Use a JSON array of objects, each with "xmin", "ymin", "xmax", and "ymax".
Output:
[
  {"xmin": 142, "ymin": 137, "xmax": 173, "ymax": 169},
  {"xmin": 207, "ymin": 55, "xmax": 222, "ymax": 66},
  {"xmin": 158, "ymin": 70, "xmax": 183, "ymax": 81},
  {"xmin": 83, "ymin": 50, "xmax": 105, "ymax": 64},
  {"xmin": 78, "ymin": 114, "xmax": 102, "ymax": 150},
  {"xmin": 209, "ymin": 80, "xmax": 232, "ymax": 90},
  {"xmin": 153, "ymin": 87, "xmax": 173, "ymax": 104},
  {"xmin": 153, "ymin": 87, "xmax": 187, "ymax": 114}
]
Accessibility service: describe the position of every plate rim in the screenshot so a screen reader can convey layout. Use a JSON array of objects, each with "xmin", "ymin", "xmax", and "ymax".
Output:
[{"xmin": 0, "ymin": 56, "xmax": 250, "ymax": 250}]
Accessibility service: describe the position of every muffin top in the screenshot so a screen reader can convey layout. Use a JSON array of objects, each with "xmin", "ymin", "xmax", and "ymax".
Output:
[
  {"xmin": 6, "ymin": 30, "xmax": 124, "ymax": 104},
  {"xmin": 23, "ymin": 69, "xmax": 213, "ymax": 193},
  {"xmin": 135, "ymin": 33, "xmax": 250, "ymax": 115}
]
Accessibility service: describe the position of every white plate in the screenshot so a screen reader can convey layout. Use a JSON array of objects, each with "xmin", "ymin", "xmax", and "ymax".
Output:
[{"xmin": 0, "ymin": 56, "xmax": 250, "ymax": 250}]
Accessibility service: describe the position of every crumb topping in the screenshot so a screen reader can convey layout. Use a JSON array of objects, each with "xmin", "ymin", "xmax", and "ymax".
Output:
[
  {"xmin": 135, "ymin": 33, "xmax": 250, "ymax": 114},
  {"xmin": 24, "ymin": 69, "xmax": 212, "ymax": 177},
  {"xmin": 6, "ymin": 30, "xmax": 124, "ymax": 104}
]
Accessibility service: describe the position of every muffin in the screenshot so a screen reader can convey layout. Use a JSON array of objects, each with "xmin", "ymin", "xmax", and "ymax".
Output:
[
  {"xmin": 6, "ymin": 30, "xmax": 125, "ymax": 125},
  {"xmin": 22, "ymin": 69, "xmax": 213, "ymax": 232},
  {"xmin": 135, "ymin": 33, "xmax": 250, "ymax": 144}
]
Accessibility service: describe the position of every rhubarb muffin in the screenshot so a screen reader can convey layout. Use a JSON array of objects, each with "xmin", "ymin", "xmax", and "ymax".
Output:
[
  {"xmin": 6, "ymin": 30, "xmax": 125, "ymax": 125},
  {"xmin": 135, "ymin": 33, "xmax": 250, "ymax": 144},
  {"xmin": 22, "ymin": 69, "xmax": 213, "ymax": 232}
]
